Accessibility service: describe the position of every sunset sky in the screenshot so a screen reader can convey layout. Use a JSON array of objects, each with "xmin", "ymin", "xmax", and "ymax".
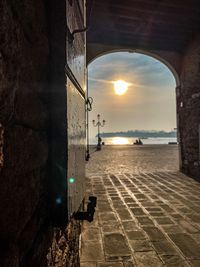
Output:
[{"xmin": 88, "ymin": 52, "xmax": 176, "ymax": 139}]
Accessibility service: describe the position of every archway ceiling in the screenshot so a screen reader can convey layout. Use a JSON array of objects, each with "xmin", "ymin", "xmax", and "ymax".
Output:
[{"xmin": 87, "ymin": 0, "xmax": 200, "ymax": 52}]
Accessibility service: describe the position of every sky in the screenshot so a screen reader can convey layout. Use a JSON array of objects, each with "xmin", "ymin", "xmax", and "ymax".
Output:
[{"xmin": 88, "ymin": 52, "xmax": 176, "ymax": 139}]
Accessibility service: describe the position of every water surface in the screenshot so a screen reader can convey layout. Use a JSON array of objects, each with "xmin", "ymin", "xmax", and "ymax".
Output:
[{"xmin": 90, "ymin": 136, "xmax": 177, "ymax": 145}]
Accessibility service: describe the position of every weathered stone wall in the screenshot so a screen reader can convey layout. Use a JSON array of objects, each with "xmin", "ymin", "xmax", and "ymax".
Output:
[
  {"xmin": 47, "ymin": 219, "xmax": 81, "ymax": 267},
  {"xmin": 0, "ymin": 0, "xmax": 84, "ymax": 266},
  {"xmin": 178, "ymin": 35, "xmax": 200, "ymax": 179},
  {"xmin": 0, "ymin": 0, "xmax": 50, "ymax": 266}
]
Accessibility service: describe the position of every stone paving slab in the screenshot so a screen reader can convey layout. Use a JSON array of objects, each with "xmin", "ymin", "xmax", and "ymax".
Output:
[
  {"xmin": 160, "ymin": 255, "xmax": 190, "ymax": 266},
  {"xmin": 81, "ymin": 263, "xmax": 97, "ymax": 267},
  {"xmin": 188, "ymin": 260, "xmax": 200, "ymax": 267},
  {"xmin": 152, "ymin": 240, "xmax": 178, "ymax": 255},
  {"xmin": 98, "ymin": 263, "xmax": 124, "ymax": 267},
  {"xmin": 134, "ymin": 251, "xmax": 163, "ymax": 266},
  {"xmin": 142, "ymin": 227, "xmax": 166, "ymax": 241},
  {"xmin": 103, "ymin": 233, "xmax": 131, "ymax": 259},
  {"xmin": 80, "ymin": 146, "xmax": 200, "ymax": 267},
  {"xmin": 81, "ymin": 170, "xmax": 200, "ymax": 266},
  {"xmin": 126, "ymin": 230, "xmax": 146, "ymax": 240},
  {"xmin": 81, "ymin": 241, "xmax": 104, "ymax": 262},
  {"xmin": 168, "ymin": 233, "xmax": 200, "ymax": 259},
  {"xmin": 129, "ymin": 240, "xmax": 153, "ymax": 252}
]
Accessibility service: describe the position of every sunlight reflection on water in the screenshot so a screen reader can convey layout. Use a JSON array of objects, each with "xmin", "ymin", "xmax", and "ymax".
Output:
[
  {"xmin": 90, "ymin": 137, "xmax": 177, "ymax": 145},
  {"xmin": 111, "ymin": 137, "xmax": 130, "ymax": 145}
]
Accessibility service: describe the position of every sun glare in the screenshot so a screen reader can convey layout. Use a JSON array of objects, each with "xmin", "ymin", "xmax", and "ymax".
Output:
[
  {"xmin": 113, "ymin": 80, "xmax": 130, "ymax": 95},
  {"xmin": 111, "ymin": 137, "xmax": 129, "ymax": 145}
]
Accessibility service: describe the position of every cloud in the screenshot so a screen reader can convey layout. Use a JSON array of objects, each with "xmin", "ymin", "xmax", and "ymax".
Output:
[{"xmin": 88, "ymin": 52, "xmax": 176, "ymax": 89}]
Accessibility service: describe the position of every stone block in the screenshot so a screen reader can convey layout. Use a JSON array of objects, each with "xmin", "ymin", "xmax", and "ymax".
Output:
[
  {"xmin": 81, "ymin": 241, "xmax": 104, "ymax": 262},
  {"xmin": 160, "ymin": 205, "xmax": 174, "ymax": 213},
  {"xmin": 143, "ymin": 227, "xmax": 166, "ymax": 241},
  {"xmin": 145, "ymin": 207, "xmax": 162, "ymax": 212},
  {"xmin": 81, "ymin": 228, "xmax": 101, "ymax": 241},
  {"xmin": 103, "ymin": 233, "xmax": 131, "ymax": 257},
  {"xmin": 136, "ymin": 216, "xmax": 154, "ymax": 226},
  {"xmin": 187, "ymin": 214, "xmax": 200, "ymax": 223},
  {"xmin": 188, "ymin": 260, "xmax": 200, "ymax": 267},
  {"xmin": 160, "ymin": 255, "xmax": 190, "ymax": 266},
  {"xmin": 116, "ymin": 209, "xmax": 132, "ymax": 221},
  {"xmin": 124, "ymin": 197, "xmax": 135, "ymax": 203},
  {"xmin": 130, "ymin": 240, "xmax": 153, "ymax": 252},
  {"xmin": 98, "ymin": 263, "xmax": 123, "ymax": 267},
  {"xmin": 99, "ymin": 212, "xmax": 118, "ymax": 224},
  {"xmin": 169, "ymin": 233, "xmax": 200, "ymax": 258},
  {"xmin": 130, "ymin": 208, "xmax": 146, "ymax": 216},
  {"xmin": 149, "ymin": 212, "xmax": 165, "ymax": 217},
  {"xmin": 191, "ymin": 233, "xmax": 200, "ymax": 244},
  {"xmin": 112, "ymin": 202, "xmax": 126, "ymax": 209},
  {"xmin": 152, "ymin": 240, "xmax": 178, "ymax": 255},
  {"xmin": 141, "ymin": 202, "xmax": 157, "ymax": 207},
  {"xmin": 161, "ymin": 225, "xmax": 184, "ymax": 234},
  {"xmin": 98, "ymin": 203, "xmax": 113, "ymax": 212},
  {"xmin": 122, "ymin": 221, "xmax": 138, "ymax": 231},
  {"xmin": 102, "ymin": 224, "xmax": 122, "ymax": 234},
  {"xmin": 81, "ymin": 263, "xmax": 97, "ymax": 267},
  {"xmin": 178, "ymin": 220, "xmax": 198, "ymax": 233},
  {"xmin": 134, "ymin": 251, "xmax": 163, "ymax": 267},
  {"xmin": 126, "ymin": 230, "xmax": 146, "ymax": 240},
  {"xmin": 123, "ymin": 262, "xmax": 135, "ymax": 267},
  {"xmin": 155, "ymin": 217, "xmax": 175, "ymax": 225}
]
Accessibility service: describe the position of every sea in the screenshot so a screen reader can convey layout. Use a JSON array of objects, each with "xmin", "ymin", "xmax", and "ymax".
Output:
[{"xmin": 89, "ymin": 136, "xmax": 177, "ymax": 145}]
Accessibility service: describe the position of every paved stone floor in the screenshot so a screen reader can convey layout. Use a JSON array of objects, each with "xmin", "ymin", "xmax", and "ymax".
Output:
[{"xmin": 80, "ymin": 145, "xmax": 200, "ymax": 267}]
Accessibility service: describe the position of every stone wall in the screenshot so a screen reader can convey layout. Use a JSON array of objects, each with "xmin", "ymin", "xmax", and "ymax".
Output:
[
  {"xmin": 178, "ymin": 35, "xmax": 200, "ymax": 179},
  {"xmin": 0, "ymin": 0, "xmax": 83, "ymax": 266},
  {"xmin": 47, "ymin": 219, "xmax": 81, "ymax": 267},
  {"xmin": 0, "ymin": 0, "xmax": 50, "ymax": 266}
]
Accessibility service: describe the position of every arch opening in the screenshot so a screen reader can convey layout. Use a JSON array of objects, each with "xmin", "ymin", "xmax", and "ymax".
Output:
[{"xmin": 87, "ymin": 51, "xmax": 180, "ymax": 170}]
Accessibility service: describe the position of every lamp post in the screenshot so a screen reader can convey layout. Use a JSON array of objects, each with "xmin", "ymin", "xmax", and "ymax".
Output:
[{"xmin": 92, "ymin": 114, "xmax": 105, "ymax": 150}]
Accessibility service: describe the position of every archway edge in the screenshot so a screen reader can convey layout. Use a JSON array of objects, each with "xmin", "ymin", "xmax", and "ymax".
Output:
[{"xmin": 87, "ymin": 44, "xmax": 181, "ymax": 86}]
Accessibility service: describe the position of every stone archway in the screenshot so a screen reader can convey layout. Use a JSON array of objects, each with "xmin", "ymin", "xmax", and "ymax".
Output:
[{"xmin": 86, "ymin": 0, "xmax": 200, "ymax": 180}]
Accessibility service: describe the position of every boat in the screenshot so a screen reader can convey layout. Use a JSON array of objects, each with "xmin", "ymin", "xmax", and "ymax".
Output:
[{"xmin": 133, "ymin": 139, "xmax": 143, "ymax": 145}]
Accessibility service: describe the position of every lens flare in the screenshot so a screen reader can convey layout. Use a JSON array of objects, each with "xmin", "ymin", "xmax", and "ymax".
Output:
[{"xmin": 69, "ymin": 177, "xmax": 75, "ymax": 184}]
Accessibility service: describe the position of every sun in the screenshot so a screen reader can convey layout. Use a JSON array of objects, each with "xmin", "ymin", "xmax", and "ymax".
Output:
[{"xmin": 113, "ymin": 80, "xmax": 130, "ymax": 95}]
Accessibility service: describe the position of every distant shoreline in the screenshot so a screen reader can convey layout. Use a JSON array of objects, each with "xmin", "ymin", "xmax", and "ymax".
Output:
[{"xmin": 98, "ymin": 130, "xmax": 177, "ymax": 138}]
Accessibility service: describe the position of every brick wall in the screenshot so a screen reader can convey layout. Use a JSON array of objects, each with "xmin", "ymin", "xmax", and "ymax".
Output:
[{"xmin": 179, "ymin": 35, "xmax": 200, "ymax": 179}]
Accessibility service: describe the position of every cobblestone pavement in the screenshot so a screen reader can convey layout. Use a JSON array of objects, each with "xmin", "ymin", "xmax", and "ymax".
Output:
[{"xmin": 80, "ymin": 145, "xmax": 200, "ymax": 267}]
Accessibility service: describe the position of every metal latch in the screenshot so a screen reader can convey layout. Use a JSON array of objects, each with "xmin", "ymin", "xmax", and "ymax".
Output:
[{"xmin": 74, "ymin": 196, "xmax": 97, "ymax": 222}]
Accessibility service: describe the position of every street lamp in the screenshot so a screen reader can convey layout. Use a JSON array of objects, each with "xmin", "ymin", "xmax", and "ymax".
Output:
[{"xmin": 92, "ymin": 114, "xmax": 105, "ymax": 150}]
